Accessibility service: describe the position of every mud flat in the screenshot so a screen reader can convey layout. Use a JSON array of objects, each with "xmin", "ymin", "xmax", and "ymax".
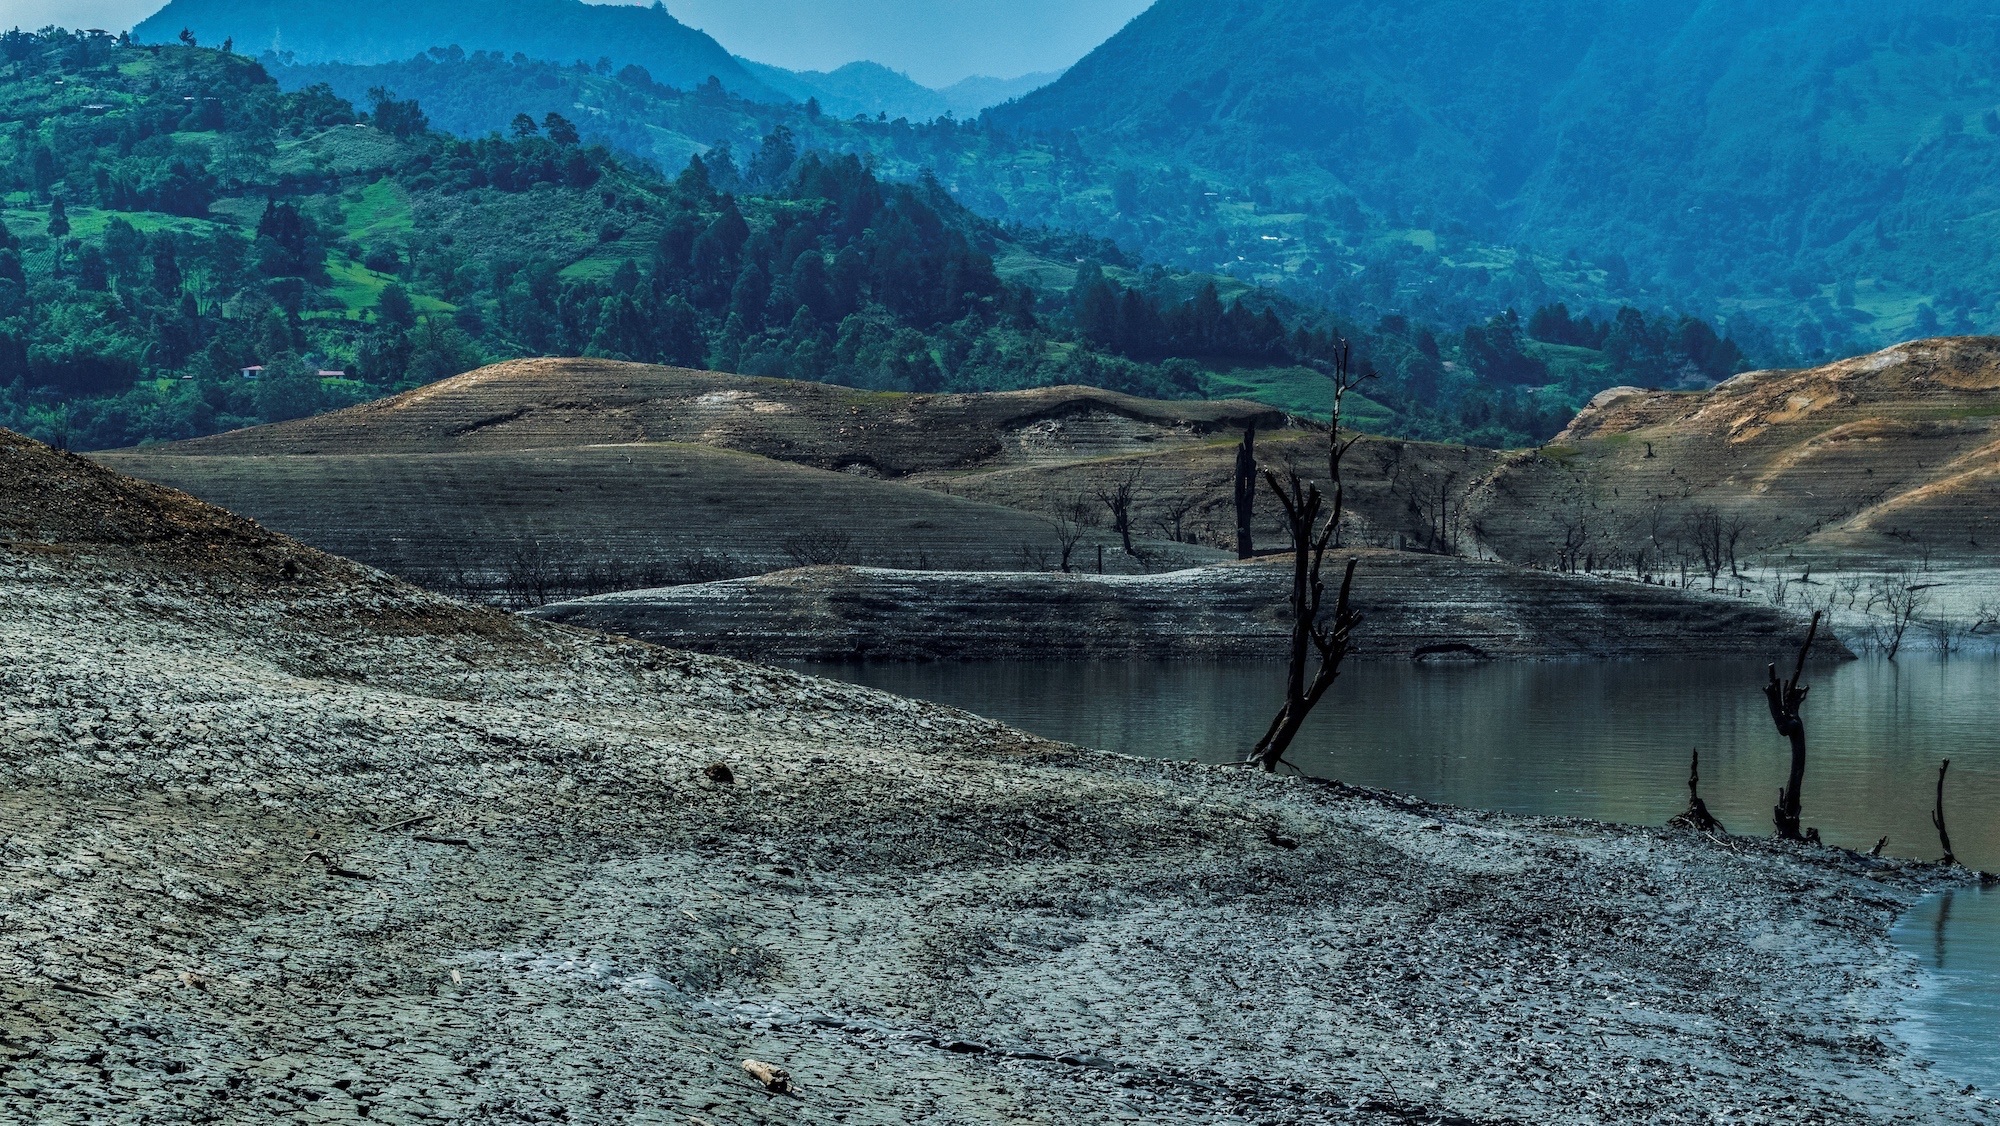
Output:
[
  {"xmin": 0, "ymin": 430, "xmax": 1984, "ymax": 1124},
  {"xmin": 531, "ymin": 551, "xmax": 1848, "ymax": 662}
]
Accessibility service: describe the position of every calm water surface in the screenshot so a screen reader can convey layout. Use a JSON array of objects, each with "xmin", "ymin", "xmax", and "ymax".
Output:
[{"xmin": 804, "ymin": 655, "xmax": 2000, "ymax": 1089}]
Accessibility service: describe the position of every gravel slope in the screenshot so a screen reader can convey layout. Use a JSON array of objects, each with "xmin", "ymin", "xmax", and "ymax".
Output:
[{"xmin": 1, "ymin": 431, "xmax": 1989, "ymax": 1124}]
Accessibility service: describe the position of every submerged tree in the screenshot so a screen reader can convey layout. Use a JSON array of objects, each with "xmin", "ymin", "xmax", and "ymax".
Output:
[
  {"xmin": 1247, "ymin": 344, "xmax": 1365, "ymax": 772},
  {"xmin": 1763, "ymin": 611, "xmax": 1821, "ymax": 841},
  {"xmin": 1933, "ymin": 759, "xmax": 1958, "ymax": 867},
  {"xmin": 1669, "ymin": 748, "xmax": 1725, "ymax": 832}
]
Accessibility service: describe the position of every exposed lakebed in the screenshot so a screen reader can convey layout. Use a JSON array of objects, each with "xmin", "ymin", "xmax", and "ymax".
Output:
[{"xmin": 809, "ymin": 654, "xmax": 2000, "ymax": 1093}]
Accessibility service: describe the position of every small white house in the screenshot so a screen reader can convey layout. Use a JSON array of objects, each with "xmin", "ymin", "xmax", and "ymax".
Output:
[{"xmin": 241, "ymin": 365, "xmax": 264, "ymax": 380}]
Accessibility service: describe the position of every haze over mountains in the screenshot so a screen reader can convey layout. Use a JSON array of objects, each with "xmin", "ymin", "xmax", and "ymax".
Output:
[
  {"xmin": 132, "ymin": 0, "xmax": 1062, "ymax": 120},
  {"xmin": 991, "ymin": 0, "xmax": 2000, "ymax": 351},
  {"xmin": 124, "ymin": 0, "xmax": 2000, "ymax": 360},
  {"xmin": 132, "ymin": 0, "xmax": 790, "ymax": 100}
]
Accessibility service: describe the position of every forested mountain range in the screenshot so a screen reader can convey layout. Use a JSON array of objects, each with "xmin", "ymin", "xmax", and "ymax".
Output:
[
  {"xmin": 132, "ymin": 0, "xmax": 786, "ymax": 102},
  {"xmin": 0, "ymin": 31, "xmax": 1380, "ymax": 451},
  {"xmin": 988, "ymin": 0, "xmax": 2000, "ymax": 361},
  {"xmin": 0, "ymin": 28, "xmax": 1758, "ymax": 452},
  {"xmin": 730, "ymin": 63, "xmax": 1057, "ymax": 123},
  {"xmin": 738, "ymin": 61, "xmax": 951, "ymax": 123}
]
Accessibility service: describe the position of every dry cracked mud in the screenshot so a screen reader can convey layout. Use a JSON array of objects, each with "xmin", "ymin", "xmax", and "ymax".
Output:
[{"xmin": 1, "ymin": 432, "xmax": 1990, "ymax": 1124}]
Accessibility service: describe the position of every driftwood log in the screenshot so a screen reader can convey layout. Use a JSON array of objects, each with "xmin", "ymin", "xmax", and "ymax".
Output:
[{"xmin": 742, "ymin": 1059, "xmax": 792, "ymax": 1093}]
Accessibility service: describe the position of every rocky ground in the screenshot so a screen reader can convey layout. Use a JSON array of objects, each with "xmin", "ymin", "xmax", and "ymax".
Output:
[
  {"xmin": 530, "ymin": 552, "xmax": 1845, "ymax": 662},
  {"xmin": 2, "ymin": 430, "xmax": 1991, "ymax": 1124}
]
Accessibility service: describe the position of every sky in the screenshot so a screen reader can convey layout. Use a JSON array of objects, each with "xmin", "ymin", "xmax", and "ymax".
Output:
[{"xmin": 0, "ymin": 0, "xmax": 1153, "ymax": 86}]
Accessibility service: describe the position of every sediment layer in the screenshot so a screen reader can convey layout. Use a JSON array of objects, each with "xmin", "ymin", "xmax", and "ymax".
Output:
[{"xmin": 533, "ymin": 552, "xmax": 1846, "ymax": 662}]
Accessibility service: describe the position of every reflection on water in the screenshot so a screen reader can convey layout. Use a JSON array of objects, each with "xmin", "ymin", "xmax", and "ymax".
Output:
[
  {"xmin": 806, "ymin": 656, "xmax": 2000, "ymax": 867},
  {"xmin": 806, "ymin": 654, "xmax": 2000, "ymax": 1092},
  {"xmin": 1893, "ymin": 888, "xmax": 2000, "ymax": 1092}
]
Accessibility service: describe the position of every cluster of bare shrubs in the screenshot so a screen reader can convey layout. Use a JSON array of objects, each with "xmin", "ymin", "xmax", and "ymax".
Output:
[
  {"xmin": 427, "ymin": 544, "xmax": 752, "ymax": 607},
  {"xmin": 780, "ymin": 529, "xmax": 856, "ymax": 568},
  {"xmin": 1019, "ymin": 472, "xmax": 1193, "ymax": 575},
  {"xmin": 1744, "ymin": 557, "xmax": 2000, "ymax": 658}
]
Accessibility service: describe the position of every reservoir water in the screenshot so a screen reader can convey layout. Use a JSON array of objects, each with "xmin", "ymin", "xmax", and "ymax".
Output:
[{"xmin": 804, "ymin": 655, "xmax": 2000, "ymax": 1090}]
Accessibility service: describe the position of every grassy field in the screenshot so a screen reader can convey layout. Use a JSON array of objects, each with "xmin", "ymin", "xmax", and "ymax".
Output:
[
  {"xmin": 1199, "ymin": 362, "xmax": 1396, "ymax": 428},
  {"xmin": 338, "ymin": 179, "xmax": 418, "ymax": 245},
  {"xmin": 0, "ymin": 203, "xmax": 225, "ymax": 243},
  {"xmin": 317, "ymin": 252, "xmax": 454, "ymax": 320}
]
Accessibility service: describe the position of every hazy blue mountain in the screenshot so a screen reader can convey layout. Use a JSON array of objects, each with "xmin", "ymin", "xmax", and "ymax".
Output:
[
  {"xmin": 132, "ymin": 0, "xmax": 785, "ymax": 101},
  {"xmin": 939, "ymin": 71, "xmax": 1064, "ymax": 117},
  {"xmin": 738, "ymin": 60, "xmax": 949, "ymax": 121},
  {"xmin": 987, "ymin": 0, "xmax": 2000, "ymax": 352}
]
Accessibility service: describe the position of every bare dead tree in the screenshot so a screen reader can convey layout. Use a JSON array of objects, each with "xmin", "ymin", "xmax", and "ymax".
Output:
[
  {"xmin": 1685, "ymin": 506, "xmax": 1725, "ymax": 591},
  {"xmin": 1973, "ymin": 599, "xmax": 2000, "ymax": 634},
  {"xmin": 1096, "ymin": 469, "xmax": 1142, "ymax": 557},
  {"xmin": 1153, "ymin": 492, "xmax": 1203, "ymax": 544},
  {"xmin": 1925, "ymin": 615, "xmax": 1967, "ymax": 656},
  {"xmin": 674, "ymin": 551, "xmax": 743, "ymax": 585},
  {"xmin": 1247, "ymin": 343, "xmax": 1365, "ymax": 773},
  {"xmin": 1669, "ymin": 748, "xmax": 1725, "ymax": 832},
  {"xmin": 1412, "ymin": 468, "xmax": 1465, "ymax": 555},
  {"xmin": 782, "ymin": 529, "xmax": 856, "ymax": 567},
  {"xmin": 1048, "ymin": 494, "xmax": 1092, "ymax": 574},
  {"xmin": 1866, "ymin": 569, "xmax": 1930, "ymax": 659},
  {"xmin": 1933, "ymin": 759, "xmax": 1958, "ymax": 866},
  {"xmin": 1763, "ymin": 610, "xmax": 1822, "ymax": 842},
  {"xmin": 1234, "ymin": 425, "xmax": 1258, "ymax": 559},
  {"xmin": 1722, "ymin": 514, "xmax": 1753, "ymax": 579}
]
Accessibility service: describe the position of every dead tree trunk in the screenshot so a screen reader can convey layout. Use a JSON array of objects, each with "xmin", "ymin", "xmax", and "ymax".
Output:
[
  {"xmin": 1669, "ymin": 748, "xmax": 1725, "ymax": 832},
  {"xmin": 1249, "ymin": 343, "xmax": 1365, "ymax": 773},
  {"xmin": 1763, "ymin": 610, "xmax": 1821, "ymax": 841},
  {"xmin": 1234, "ymin": 426, "xmax": 1257, "ymax": 559},
  {"xmin": 1096, "ymin": 470, "xmax": 1141, "ymax": 558},
  {"xmin": 1933, "ymin": 759, "xmax": 1958, "ymax": 866}
]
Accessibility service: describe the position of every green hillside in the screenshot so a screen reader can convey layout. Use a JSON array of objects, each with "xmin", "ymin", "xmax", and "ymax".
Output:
[
  {"xmin": 0, "ymin": 30, "xmax": 1392, "ymax": 451},
  {"xmin": 985, "ymin": 0, "xmax": 2000, "ymax": 361}
]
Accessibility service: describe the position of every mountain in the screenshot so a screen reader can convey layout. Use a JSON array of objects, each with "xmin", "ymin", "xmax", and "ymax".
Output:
[
  {"xmin": 131, "ymin": 0, "xmax": 786, "ymax": 101},
  {"xmin": 738, "ymin": 59, "xmax": 949, "ymax": 121},
  {"xmin": 939, "ymin": 71, "xmax": 1063, "ymax": 117},
  {"xmin": 987, "ymin": 0, "xmax": 2000, "ymax": 358}
]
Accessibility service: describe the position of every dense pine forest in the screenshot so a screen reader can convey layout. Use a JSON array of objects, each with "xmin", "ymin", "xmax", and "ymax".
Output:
[{"xmin": 2, "ymin": 29, "xmax": 1754, "ymax": 451}]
